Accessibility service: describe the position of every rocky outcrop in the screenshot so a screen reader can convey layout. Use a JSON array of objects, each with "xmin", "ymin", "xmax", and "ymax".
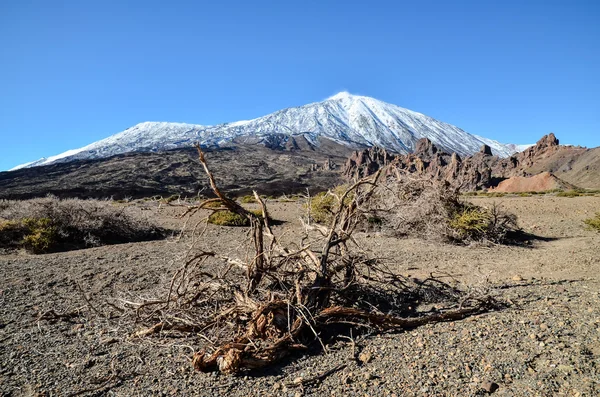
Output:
[
  {"xmin": 343, "ymin": 147, "xmax": 395, "ymax": 179},
  {"xmin": 343, "ymin": 138, "xmax": 501, "ymax": 191},
  {"xmin": 494, "ymin": 133, "xmax": 562, "ymax": 174},
  {"xmin": 342, "ymin": 133, "xmax": 596, "ymax": 191}
]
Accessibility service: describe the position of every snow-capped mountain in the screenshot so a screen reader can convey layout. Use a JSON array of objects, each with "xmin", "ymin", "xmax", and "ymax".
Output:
[{"xmin": 11, "ymin": 92, "xmax": 521, "ymax": 170}]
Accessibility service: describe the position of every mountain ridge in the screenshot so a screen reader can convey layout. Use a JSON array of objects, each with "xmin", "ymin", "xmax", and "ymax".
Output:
[{"xmin": 12, "ymin": 93, "xmax": 523, "ymax": 170}]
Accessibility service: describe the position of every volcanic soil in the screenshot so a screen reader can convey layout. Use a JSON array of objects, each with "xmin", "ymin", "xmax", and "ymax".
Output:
[{"xmin": 1, "ymin": 195, "xmax": 599, "ymax": 396}]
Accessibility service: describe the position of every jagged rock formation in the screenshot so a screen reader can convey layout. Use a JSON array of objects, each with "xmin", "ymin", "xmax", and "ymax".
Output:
[
  {"xmin": 343, "ymin": 138, "xmax": 500, "ymax": 191},
  {"xmin": 343, "ymin": 147, "xmax": 395, "ymax": 179},
  {"xmin": 343, "ymin": 134, "xmax": 600, "ymax": 191}
]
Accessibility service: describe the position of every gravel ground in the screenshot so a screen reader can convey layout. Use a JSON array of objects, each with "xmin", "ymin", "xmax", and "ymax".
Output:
[{"xmin": 1, "ymin": 196, "xmax": 599, "ymax": 396}]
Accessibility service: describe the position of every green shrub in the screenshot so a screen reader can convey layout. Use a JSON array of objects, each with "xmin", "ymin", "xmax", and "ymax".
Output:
[
  {"xmin": 584, "ymin": 212, "xmax": 600, "ymax": 232},
  {"xmin": 307, "ymin": 185, "xmax": 354, "ymax": 224},
  {"xmin": 366, "ymin": 216, "xmax": 384, "ymax": 229},
  {"xmin": 204, "ymin": 200, "xmax": 224, "ymax": 208},
  {"xmin": 21, "ymin": 218, "xmax": 57, "ymax": 253},
  {"xmin": 239, "ymin": 195, "xmax": 256, "ymax": 204},
  {"xmin": 556, "ymin": 190, "xmax": 582, "ymax": 198},
  {"xmin": 449, "ymin": 207, "xmax": 492, "ymax": 239},
  {"xmin": 448, "ymin": 204, "xmax": 518, "ymax": 243},
  {"xmin": 208, "ymin": 211, "xmax": 249, "ymax": 226},
  {"xmin": 207, "ymin": 209, "xmax": 267, "ymax": 227},
  {"xmin": 161, "ymin": 194, "xmax": 180, "ymax": 203},
  {"xmin": 518, "ymin": 192, "xmax": 532, "ymax": 197}
]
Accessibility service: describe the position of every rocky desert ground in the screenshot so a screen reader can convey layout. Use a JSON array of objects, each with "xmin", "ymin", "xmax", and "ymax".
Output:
[{"xmin": 1, "ymin": 194, "xmax": 599, "ymax": 396}]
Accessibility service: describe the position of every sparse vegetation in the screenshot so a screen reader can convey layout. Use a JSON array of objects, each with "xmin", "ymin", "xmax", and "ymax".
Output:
[
  {"xmin": 161, "ymin": 194, "xmax": 181, "ymax": 204},
  {"xmin": 584, "ymin": 212, "xmax": 600, "ymax": 232},
  {"xmin": 0, "ymin": 196, "xmax": 165, "ymax": 253},
  {"xmin": 123, "ymin": 145, "xmax": 495, "ymax": 375},
  {"xmin": 307, "ymin": 185, "xmax": 354, "ymax": 224},
  {"xmin": 239, "ymin": 195, "xmax": 257, "ymax": 204},
  {"xmin": 363, "ymin": 176, "xmax": 520, "ymax": 244},
  {"xmin": 208, "ymin": 209, "xmax": 267, "ymax": 226},
  {"xmin": 448, "ymin": 204, "xmax": 517, "ymax": 243},
  {"xmin": 203, "ymin": 200, "xmax": 224, "ymax": 209},
  {"xmin": 557, "ymin": 190, "xmax": 583, "ymax": 198}
]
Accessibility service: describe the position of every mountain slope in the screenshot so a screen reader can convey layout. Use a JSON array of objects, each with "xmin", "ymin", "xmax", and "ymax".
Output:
[
  {"xmin": 12, "ymin": 92, "xmax": 518, "ymax": 170},
  {"xmin": 0, "ymin": 144, "xmax": 351, "ymax": 200}
]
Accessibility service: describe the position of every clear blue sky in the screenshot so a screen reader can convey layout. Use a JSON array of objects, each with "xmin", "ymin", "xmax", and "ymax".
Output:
[{"xmin": 1, "ymin": 0, "xmax": 599, "ymax": 171}]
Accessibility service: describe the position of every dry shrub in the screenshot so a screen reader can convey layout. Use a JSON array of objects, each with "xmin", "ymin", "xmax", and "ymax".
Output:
[
  {"xmin": 584, "ymin": 212, "xmax": 600, "ymax": 232},
  {"xmin": 120, "ymin": 146, "xmax": 496, "ymax": 376},
  {"xmin": 363, "ymin": 176, "xmax": 519, "ymax": 244},
  {"xmin": 0, "ymin": 196, "xmax": 165, "ymax": 253}
]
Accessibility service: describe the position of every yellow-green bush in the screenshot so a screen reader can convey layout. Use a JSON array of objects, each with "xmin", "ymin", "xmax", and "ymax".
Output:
[
  {"xmin": 447, "ymin": 204, "xmax": 518, "ymax": 243},
  {"xmin": 449, "ymin": 207, "xmax": 492, "ymax": 239},
  {"xmin": 239, "ymin": 195, "xmax": 257, "ymax": 204},
  {"xmin": 556, "ymin": 190, "xmax": 582, "ymax": 198},
  {"xmin": 207, "ymin": 210, "xmax": 266, "ymax": 227},
  {"xmin": 204, "ymin": 200, "xmax": 224, "ymax": 208},
  {"xmin": 0, "ymin": 217, "xmax": 57, "ymax": 253},
  {"xmin": 161, "ymin": 194, "xmax": 180, "ymax": 203},
  {"xmin": 584, "ymin": 212, "xmax": 600, "ymax": 232},
  {"xmin": 21, "ymin": 218, "xmax": 57, "ymax": 253},
  {"xmin": 307, "ymin": 185, "xmax": 354, "ymax": 224}
]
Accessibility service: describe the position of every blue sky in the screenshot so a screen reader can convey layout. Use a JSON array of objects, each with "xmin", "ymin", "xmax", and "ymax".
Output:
[{"xmin": 1, "ymin": 0, "xmax": 599, "ymax": 171}]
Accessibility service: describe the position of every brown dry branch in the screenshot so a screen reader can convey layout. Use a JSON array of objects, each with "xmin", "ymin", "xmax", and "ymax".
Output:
[{"xmin": 125, "ymin": 144, "xmax": 497, "ymax": 375}]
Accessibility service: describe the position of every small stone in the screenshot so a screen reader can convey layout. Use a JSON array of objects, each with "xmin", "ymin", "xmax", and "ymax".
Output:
[
  {"xmin": 293, "ymin": 377, "xmax": 303, "ymax": 385},
  {"xmin": 273, "ymin": 382, "xmax": 281, "ymax": 391},
  {"xmin": 480, "ymin": 381, "xmax": 499, "ymax": 393},
  {"xmin": 363, "ymin": 372, "xmax": 375, "ymax": 381},
  {"xmin": 512, "ymin": 275, "xmax": 523, "ymax": 282},
  {"xmin": 71, "ymin": 324, "xmax": 84, "ymax": 332},
  {"xmin": 358, "ymin": 350, "xmax": 372, "ymax": 364},
  {"xmin": 539, "ymin": 323, "xmax": 548, "ymax": 331},
  {"xmin": 100, "ymin": 337, "xmax": 117, "ymax": 345}
]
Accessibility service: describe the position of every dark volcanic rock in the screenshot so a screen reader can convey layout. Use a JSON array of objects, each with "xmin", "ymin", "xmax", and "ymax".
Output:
[{"xmin": 0, "ymin": 143, "xmax": 353, "ymax": 200}]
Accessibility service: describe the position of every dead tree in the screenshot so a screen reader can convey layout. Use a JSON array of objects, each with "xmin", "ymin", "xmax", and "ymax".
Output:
[{"xmin": 130, "ymin": 144, "xmax": 495, "ymax": 374}]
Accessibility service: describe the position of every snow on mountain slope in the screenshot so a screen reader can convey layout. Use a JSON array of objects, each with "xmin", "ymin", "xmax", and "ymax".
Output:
[
  {"xmin": 11, "ymin": 92, "xmax": 521, "ymax": 170},
  {"xmin": 505, "ymin": 143, "xmax": 534, "ymax": 153}
]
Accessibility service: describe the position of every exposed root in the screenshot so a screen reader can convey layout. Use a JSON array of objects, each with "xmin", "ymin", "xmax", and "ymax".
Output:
[{"xmin": 124, "ymin": 144, "xmax": 500, "ymax": 375}]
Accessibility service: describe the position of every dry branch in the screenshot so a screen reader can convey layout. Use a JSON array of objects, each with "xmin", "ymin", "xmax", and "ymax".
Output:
[{"xmin": 125, "ymin": 144, "xmax": 498, "ymax": 375}]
